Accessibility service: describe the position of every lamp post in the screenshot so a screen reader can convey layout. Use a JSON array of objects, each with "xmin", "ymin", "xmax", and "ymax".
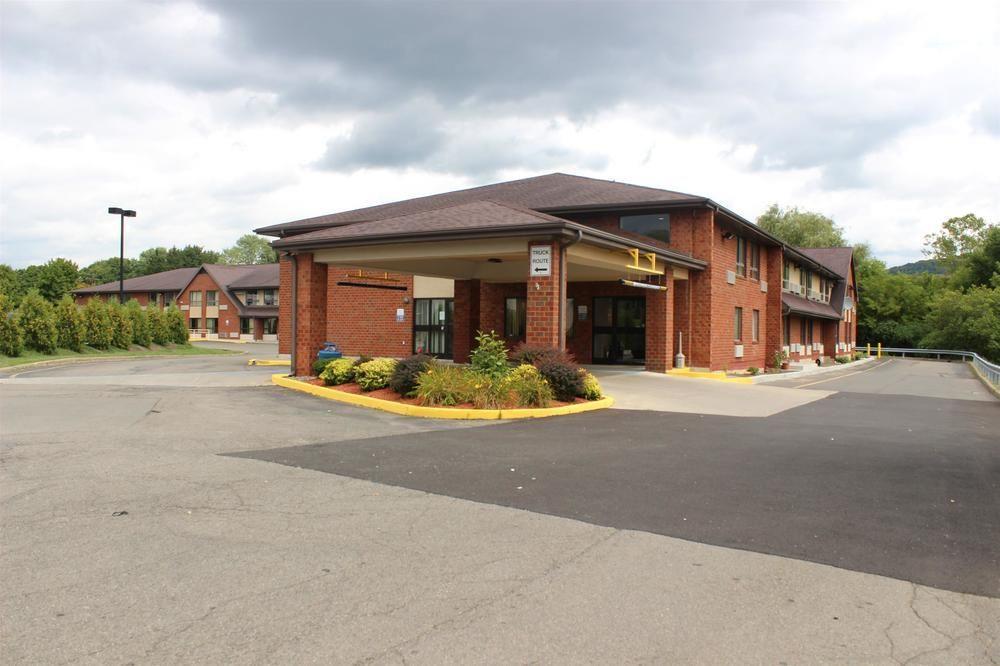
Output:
[{"xmin": 108, "ymin": 207, "xmax": 136, "ymax": 304}]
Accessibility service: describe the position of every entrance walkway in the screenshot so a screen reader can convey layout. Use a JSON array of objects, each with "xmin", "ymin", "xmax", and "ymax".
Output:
[{"xmin": 589, "ymin": 366, "xmax": 834, "ymax": 417}]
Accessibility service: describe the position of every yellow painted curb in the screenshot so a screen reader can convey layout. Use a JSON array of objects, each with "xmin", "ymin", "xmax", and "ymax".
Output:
[
  {"xmin": 667, "ymin": 368, "xmax": 753, "ymax": 384},
  {"xmin": 248, "ymin": 359, "xmax": 291, "ymax": 367},
  {"xmin": 271, "ymin": 374, "xmax": 615, "ymax": 419}
]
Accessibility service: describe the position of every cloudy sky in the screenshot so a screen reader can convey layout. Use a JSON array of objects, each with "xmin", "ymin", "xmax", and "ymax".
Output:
[{"xmin": 2, "ymin": 0, "xmax": 998, "ymax": 269}]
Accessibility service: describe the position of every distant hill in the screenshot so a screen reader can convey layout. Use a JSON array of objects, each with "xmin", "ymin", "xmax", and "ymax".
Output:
[{"xmin": 888, "ymin": 259, "xmax": 946, "ymax": 275}]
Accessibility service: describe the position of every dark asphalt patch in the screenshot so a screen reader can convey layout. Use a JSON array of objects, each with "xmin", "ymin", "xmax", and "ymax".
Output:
[{"xmin": 227, "ymin": 392, "xmax": 1000, "ymax": 597}]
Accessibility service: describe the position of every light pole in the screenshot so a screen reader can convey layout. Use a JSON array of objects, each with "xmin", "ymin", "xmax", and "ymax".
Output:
[{"xmin": 108, "ymin": 207, "xmax": 136, "ymax": 304}]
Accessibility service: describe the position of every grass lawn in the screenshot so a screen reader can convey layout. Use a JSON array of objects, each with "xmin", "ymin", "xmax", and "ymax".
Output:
[{"xmin": 0, "ymin": 343, "xmax": 236, "ymax": 369}]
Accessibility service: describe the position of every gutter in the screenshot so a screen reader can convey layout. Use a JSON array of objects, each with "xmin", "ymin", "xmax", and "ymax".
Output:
[
  {"xmin": 288, "ymin": 253, "xmax": 298, "ymax": 376},
  {"xmin": 557, "ymin": 228, "xmax": 584, "ymax": 351}
]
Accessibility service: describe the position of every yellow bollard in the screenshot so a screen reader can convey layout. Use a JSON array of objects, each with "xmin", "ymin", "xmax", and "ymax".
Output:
[
  {"xmin": 877, "ymin": 342, "xmax": 882, "ymax": 359},
  {"xmin": 867, "ymin": 343, "xmax": 871, "ymax": 357}
]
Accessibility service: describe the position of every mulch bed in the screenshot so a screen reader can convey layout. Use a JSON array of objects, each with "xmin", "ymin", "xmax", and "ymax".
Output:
[{"xmin": 304, "ymin": 377, "xmax": 584, "ymax": 409}]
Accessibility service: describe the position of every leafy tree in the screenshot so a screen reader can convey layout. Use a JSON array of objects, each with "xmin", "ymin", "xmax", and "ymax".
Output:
[
  {"xmin": 923, "ymin": 214, "xmax": 988, "ymax": 271},
  {"xmin": 0, "ymin": 294, "xmax": 24, "ymax": 357},
  {"xmin": 37, "ymin": 258, "xmax": 79, "ymax": 302},
  {"xmin": 78, "ymin": 257, "xmax": 140, "ymax": 286},
  {"xmin": 125, "ymin": 299, "xmax": 152, "ymax": 347},
  {"xmin": 54, "ymin": 296, "xmax": 85, "ymax": 352},
  {"xmin": 16, "ymin": 290, "xmax": 58, "ymax": 354},
  {"xmin": 0, "ymin": 264, "xmax": 17, "ymax": 299},
  {"xmin": 221, "ymin": 234, "xmax": 277, "ymax": 265},
  {"xmin": 107, "ymin": 302, "xmax": 134, "ymax": 349},
  {"xmin": 951, "ymin": 224, "xmax": 1000, "ymax": 290},
  {"xmin": 756, "ymin": 204, "xmax": 847, "ymax": 247},
  {"xmin": 148, "ymin": 306, "xmax": 171, "ymax": 346},
  {"xmin": 136, "ymin": 245, "xmax": 220, "ymax": 275},
  {"xmin": 165, "ymin": 304, "xmax": 189, "ymax": 344},
  {"xmin": 82, "ymin": 298, "xmax": 114, "ymax": 350},
  {"xmin": 921, "ymin": 285, "xmax": 1000, "ymax": 362}
]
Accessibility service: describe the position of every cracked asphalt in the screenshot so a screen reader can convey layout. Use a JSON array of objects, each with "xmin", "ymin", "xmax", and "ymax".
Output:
[{"xmin": 1, "ymin": 356, "xmax": 998, "ymax": 663}]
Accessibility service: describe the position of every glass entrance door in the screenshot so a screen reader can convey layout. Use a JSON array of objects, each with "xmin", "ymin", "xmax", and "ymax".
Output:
[
  {"xmin": 413, "ymin": 298, "xmax": 454, "ymax": 358},
  {"xmin": 592, "ymin": 297, "xmax": 645, "ymax": 364}
]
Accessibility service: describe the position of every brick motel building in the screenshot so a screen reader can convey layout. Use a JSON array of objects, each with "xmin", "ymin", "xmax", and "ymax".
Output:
[
  {"xmin": 257, "ymin": 173, "xmax": 857, "ymax": 376},
  {"xmin": 73, "ymin": 263, "xmax": 281, "ymax": 342}
]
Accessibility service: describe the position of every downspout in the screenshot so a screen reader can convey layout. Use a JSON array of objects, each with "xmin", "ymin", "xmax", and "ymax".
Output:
[
  {"xmin": 557, "ymin": 229, "xmax": 584, "ymax": 351},
  {"xmin": 288, "ymin": 252, "xmax": 298, "ymax": 376}
]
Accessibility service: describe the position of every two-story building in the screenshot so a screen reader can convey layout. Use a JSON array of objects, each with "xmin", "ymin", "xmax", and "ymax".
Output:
[
  {"xmin": 255, "ymin": 173, "xmax": 857, "ymax": 376},
  {"xmin": 74, "ymin": 263, "xmax": 281, "ymax": 342}
]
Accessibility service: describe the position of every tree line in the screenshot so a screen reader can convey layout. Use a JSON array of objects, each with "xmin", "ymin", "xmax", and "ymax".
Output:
[
  {"xmin": 0, "ymin": 234, "xmax": 277, "ymax": 306},
  {"xmin": 758, "ymin": 206, "xmax": 999, "ymax": 363}
]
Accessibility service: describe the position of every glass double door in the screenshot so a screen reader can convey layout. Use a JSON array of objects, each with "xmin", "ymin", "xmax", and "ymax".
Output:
[
  {"xmin": 592, "ymin": 297, "xmax": 645, "ymax": 364},
  {"xmin": 413, "ymin": 298, "xmax": 454, "ymax": 358}
]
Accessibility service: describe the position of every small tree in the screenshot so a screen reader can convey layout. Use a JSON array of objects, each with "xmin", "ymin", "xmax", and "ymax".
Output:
[
  {"xmin": 16, "ymin": 290, "xmax": 58, "ymax": 354},
  {"xmin": 54, "ymin": 296, "xmax": 85, "ymax": 352},
  {"xmin": 148, "ymin": 306, "xmax": 171, "ymax": 346},
  {"xmin": 0, "ymin": 294, "xmax": 24, "ymax": 357},
  {"xmin": 469, "ymin": 330, "xmax": 510, "ymax": 379},
  {"xmin": 165, "ymin": 304, "xmax": 189, "ymax": 344},
  {"xmin": 125, "ymin": 299, "xmax": 152, "ymax": 347},
  {"xmin": 82, "ymin": 297, "xmax": 113, "ymax": 349},
  {"xmin": 107, "ymin": 302, "xmax": 134, "ymax": 349}
]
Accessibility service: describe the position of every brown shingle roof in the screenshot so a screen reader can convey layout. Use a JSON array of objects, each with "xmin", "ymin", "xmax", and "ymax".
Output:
[
  {"xmin": 226, "ymin": 263, "xmax": 279, "ymax": 289},
  {"xmin": 74, "ymin": 266, "xmax": 200, "ymax": 294},
  {"xmin": 781, "ymin": 292, "xmax": 842, "ymax": 320},
  {"xmin": 257, "ymin": 172, "xmax": 703, "ymax": 236},
  {"xmin": 796, "ymin": 247, "xmax": 853, "ymax": 279}
]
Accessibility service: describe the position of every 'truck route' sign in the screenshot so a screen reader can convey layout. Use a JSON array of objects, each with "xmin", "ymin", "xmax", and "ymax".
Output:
[{"xmin": 530, "ymin": 245, "xmax": 552, "ymax": 277}]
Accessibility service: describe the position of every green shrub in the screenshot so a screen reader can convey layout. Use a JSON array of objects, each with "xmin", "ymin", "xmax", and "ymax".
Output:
[
  {"xmin": 312, "ymin": 358, "xmax": 333, "ymax": 375},
  {"xmin": 415, "ymin": 363, "xmax": 474, "ymax": 406},
  {"xmin": 125, "ymin": 300, "xmax": 152, "ymax": 347},
  {"xmin": 107, "ymin": 303, "xmax": 134, "ymax": 350},
  {"xmin": 389, "ymin": 353, "xmax": 433, "ymax": 396},
  {"xmin": 17, "ymin": 290, "xmax": 58, "ymax": 354},
  {"xmin": 510, "ymin": 343, "xmax": 574, "ymax": 367},
  {"xmin": 320, "ymin": 358, "xmax": 356, "ymax": 385},
  {"xmin": 54, "ymin": 296, "xmax": 85, "ymax": 352},
  {"xmin": 835, "ymin": 354, "xmax": 851, "ymax": 364},
  {"xmin": 0, "ymin": 294, "xmax": 24, "ymax": 357},
  {"xmin": 581, "ymin": 372, "xmax": 603, "ymax": 400},
  {"xmin": 354, "ymin": 358, "xmax": 397, "ymax": 391},
  {"xmin": 465, "ymin": 372, "xmax": 511, "ymax": 409},
  {"xmin": 165, "ymin": 305, "xmax": 188, "ymax": 344},
  {"xmin": 537, "ymin": 358, "xmax": 584, "ymax": 401},
  {"xmin": 505, "ymin": 364, "xmax": 553, "ymax": 407},
  {"xmin": 82, "ymin": 298, "xmax": 113, "ymax": 349},
  {"xmin": 852, "ymin": 350, "xmax": 865, "ymax": 361},
  {"xmin": 747, "ymin": 366, "xmax": 760, "ymax": 375},
  {"xmin": 470, "ymin": 330, "xmax": 509, "ymax": 378},
  {"xmin": 353, "ymin": 354, "xmax": 373, "ymax": 368},
  {"xmin": 148, "ymin": 307, "xmax": 171, "ymax": 346}
]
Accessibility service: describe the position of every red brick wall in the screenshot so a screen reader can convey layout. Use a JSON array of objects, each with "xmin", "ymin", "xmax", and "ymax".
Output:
[
  {"xmin": 278, "ymin": 258, "xmax": 292, "ymax": 354},
  {"xmin": 688, "ymin": 209, "xmax": 715, "ymax": 368},
  {"xmin": 75, "ymin": 292, "xmax": 152, "ymax": 307},
  {"xmin": 645, "ymin": 282, "xmax": 674, "ymax": 372},
  {"xmin": 177, "ymin": 271, "xmax": 241, "ymax": 340},
  {"xmin": 325, "ymin": 268, "xmax": 413, "ymax": 358},
  {"xmin": 293, "ymin": 254, "xmax": 328, "ymax": 376},
  {"xmin": 453, "ymin": 279, "xmax": 480, "ymax": 363},
  {"xmin": 765, "ymin": 247, "xmax": 784, "ymax": 369},
  {"xmin": 525, "ymin": 242, "xmax": 562, "ymax": 348}
]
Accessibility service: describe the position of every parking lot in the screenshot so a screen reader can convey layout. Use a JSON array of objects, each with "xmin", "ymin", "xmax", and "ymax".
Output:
[{"xmin": 2, "ymin": 354, "xmax": 998, "ymax": 663}]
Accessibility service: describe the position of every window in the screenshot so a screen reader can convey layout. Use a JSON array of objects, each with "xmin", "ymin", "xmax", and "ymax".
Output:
[
  {"xmin": 244, "ymin": 291, "xmax": 259, "ymax": 306},
  {"xmin": 505, "ymin": 297, "xmax": 526, "ymax": 339},
  {"xmin": 752, "ymin": 309, "xmax": 760, "ymax": 342},
  {"xmin": 189, "ymin": 291, "xmax": 202, "ymax": 308},
  {"xmin": 149, "ymin": 292, "xmax": 159, "ymax": 305},
  {"xmin": 736, "ymin": 237, "xmax": 747, "ymax": 276},
  {"xmin": 807, "ymin": 319, "xmax": 814, "ymax": 345},
  {"xmin": 263, "ymin": 289, "xmax": 277, "ymax": 306},
  {"xmin": 206, "ymin": 318, "xmax": 218, "ymax": 333},
  {"xmin": 206, "ymin": 290, "xmax": 217, "ymax": 307},
  {"xmin": 783, "ymin": 316, "xmax": 790, "ymax": 345},
  {"xmin": 163, "ymin": 293, "xmax": 174, "ymax": 307},
  {"xmin": 619, "ymin": 213, "xmax": 670, "ymax": 243},
  {"xmin": 189, "ymin": 317, "xmax": 201, "ymax": 330},
  {"xmin": 734, "ymin": 307, "xmax": 743, "ymax": 341},
  {"xmin": 263, "ymin": 317, "xmax": 278, "ymax": 335},
  {"xmin": 240, "ymin": 318, "xmax": 254, "ymax": 335},
  {"xmin": 749, "ymin": 243, "xmax": 760, "ymax": 280},
  {"xmin": 800, "ymin": 318, "xmax": 806, "ymax": 345}
]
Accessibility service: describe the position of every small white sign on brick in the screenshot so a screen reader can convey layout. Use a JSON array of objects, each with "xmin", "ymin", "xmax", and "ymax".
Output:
[{"xmin": 530, "ymin": 245, "xmax": 552, "ymax": 277}]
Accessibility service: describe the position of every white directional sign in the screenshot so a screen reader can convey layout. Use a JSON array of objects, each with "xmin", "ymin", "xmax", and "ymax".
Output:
[{"xmin": 530, "ymin": 245, "xmax": 552, "ymax": 277}]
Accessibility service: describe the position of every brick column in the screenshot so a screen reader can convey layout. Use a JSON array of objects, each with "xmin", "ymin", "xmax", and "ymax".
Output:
[
  {"xmin": 278, "ymin": 257, "xmax": 293, "ymax": 354},
  {"xmin": 765, "ymin": 246, "xmax": 784, "ymax": 368},
  {"xmin": 452, "ymin": 279, "xmax": 480, "ymax": 363},
  {"xmin": 526, "ymin": 242, "xmax": 563, "ymax": 348},
  {"xmin": 645, "ymin": 281, "xmax": 674, "ymax": 373},
  {"xmin": 293, "ymin": 253, "xmax": 328, "ymax": 376}
]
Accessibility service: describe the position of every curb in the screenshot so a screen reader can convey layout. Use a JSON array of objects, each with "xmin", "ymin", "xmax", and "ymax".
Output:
[
  {"xmin": 969, "ymin": 362, "xmax": 1000, "ymax": 399},
  {"xmin": 271, "ymin": 374, "xmax": 615, "ymax": 420},
  {"xmin": 747, "ymin": 355, "xmax": 875, "ymax": 384},
  {"xmin": 0, "ymin": 348, "xmax": 241, "ymax": 376},
  {"xmin": 248, "ymin": 359, "xmax": 291, "ymax": 367},
  {"xmin": 667, "ymin": 368, "xmax": 753, "ymax": 384}
]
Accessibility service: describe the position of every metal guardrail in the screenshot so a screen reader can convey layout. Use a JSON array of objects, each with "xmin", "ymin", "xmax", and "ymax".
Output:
[{"xmin": 865, "ymin": 345, "xmax": 1000, "ymax": 388}]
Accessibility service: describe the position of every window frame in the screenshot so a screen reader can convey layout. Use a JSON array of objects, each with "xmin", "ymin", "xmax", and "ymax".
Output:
[
  {"xmin": 263, "ymin": 289, "xmax": 277, "ymax": 306},
  {"xmin": 189, "ymin": 290, "xmax": 202, "ymax": 308},
  {"xmin": 734, "ymin": 306, "xmax": 743, "ymax": 342},
  {"xmin": 752, "ymin": 309, "xmax": 760, "ymax": 343},
  {"xmin": 206, "ymin": 290, "xmax": 218, "ymax": 307},
  {"xmin": 618, "ymin": 212, "xmax": 671, "ymax": 244},
  {"xmin": 749, "ymin": 242, "xmax": 761, "ymax": 281},
  {"xmin": 736, "ymin": 237, "xmax": 747, "ymax": 277},
  {"xmin": 240, "ymin": 317, "xmax": 254, "ymax": 335},
  {"xmin": 504, "ymin": 297, "xmax": 527, "ymax": 339}
]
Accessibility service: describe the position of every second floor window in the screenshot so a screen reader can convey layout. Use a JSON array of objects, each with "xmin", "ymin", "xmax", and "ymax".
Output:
[
  {"xmin": 206, "ymin": 290, "xmax": 217, "ymax": 307},
  {"xmin": 619, "ymin": 213, "xmax": 670, "ymax": 243},
  {"xmin": 245, "ymin": 291, "xmax": 259, "ymax": 306},
  {"xmin": 189, "ymin": 291, "xmax": 202, "ymax": 308},
  {"xmin": 749, "ymin": 243, "xmax": 760, "ymax": 280},
  {"xmin": 263, "ymin": 289, "xmax": 277, "ymax": 306},
  {"xmin": 736, "ymin": 237, "xmax": 747, "ymax": 277}
]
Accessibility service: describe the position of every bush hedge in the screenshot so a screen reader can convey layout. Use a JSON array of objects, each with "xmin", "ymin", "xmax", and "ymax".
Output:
[
  {"xmin": 505, "ymin": 364, "xmax": 553, "ymax": 408},
  {"xmin": 107, "ymin": 303, "xmax": 134, "ymax": 350},
  {"xmin": 388, "ymin": 353, "xmax": 433, "ymax": 396},
  {"xmin": 414, "ymin": 363, "xmax": 474, "ymax": 406},
  {"xmin": 0, "ymin": 294, "xmax": 24, "ymax": 357},
  {"xmin": 165, "ymin": 305, "xmax": 189, "ymax": 344},
  {"xmin": 354, "ymin": 358, "xmax": 397, "ymax": 391},
  {"xmin": 510, "ymin": 342, "xmax": 574, "ymax": 367},
  {"xmin": 17, "ymin": 290, "xmax": 58, "ymax": 354},
  {"xmin": 580, "ymin": 372, "xmax": 603, "ymax": 400},
  {"xmin": 125, "ymin": 300, "xmax": 152, "ymax": 347},
  {"xmin": 82, "ymin": 298, "xmax": 114, "ymax": 349},
  {"xmin": 835, "ymin": 354, "xmax": 851, "ymax": 364},
  {"xmin": 536, "ymin": 358, "xmax": 585, "ymax": 401},
  {"xmin": 470, "ymin": 331, "xmax": 509, "ymax": 378},
  {"xmin": 148, "ymin": 307, "xmax": 170, "ymax": 346},
  {"xmin": 320, "ymin": 358, "xmax": 356, "ymax": 385},
  {"xmin": 54, "ymin": 296, "xmax": 85, "ymax": 352}
]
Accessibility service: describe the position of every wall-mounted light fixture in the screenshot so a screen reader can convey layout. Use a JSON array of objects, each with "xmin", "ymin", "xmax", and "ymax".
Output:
[{"xmin": 722, "ymin": 231, "xmax": 735, "ymax": 240}]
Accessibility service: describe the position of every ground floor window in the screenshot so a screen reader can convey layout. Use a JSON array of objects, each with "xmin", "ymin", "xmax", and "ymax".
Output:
[
  {"xmin": 240, "ymin": 318, "xmax": 254, "ymax": 335},
  {"xmin": 783, "ymin": 316, "xmax": 790, "ymax": 345},
  {"xmin": 505, "ymin": 297, "xmax": 526, "ymax": 339},
  {"xmin": 189, "ymin": 317, "xmax": 201, "ymax": 330},
  {"xmin": 263, "ymin": 317, "xmax": 278, "ymax": 335},
  {"xmin": 206, "ymin": 318, "xmax": 218, "ymax": 334},
  {"xmin": 752, "ymin": 309, "xmax": 760, "ymax": 342},
  {"xmin": 414, "ymin": 298, "xmax": 453, "ymax": 358},
  {"xmin": 800, "ymin": 318, "xmax": 806, "ymax": 345},
  {"xmin": 734, "ymin": 307, "xmax": 743, "ymax": 341},
  {"xmin": 807, "ymin": 319, "xmax": 814, "ymax": 345}
]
